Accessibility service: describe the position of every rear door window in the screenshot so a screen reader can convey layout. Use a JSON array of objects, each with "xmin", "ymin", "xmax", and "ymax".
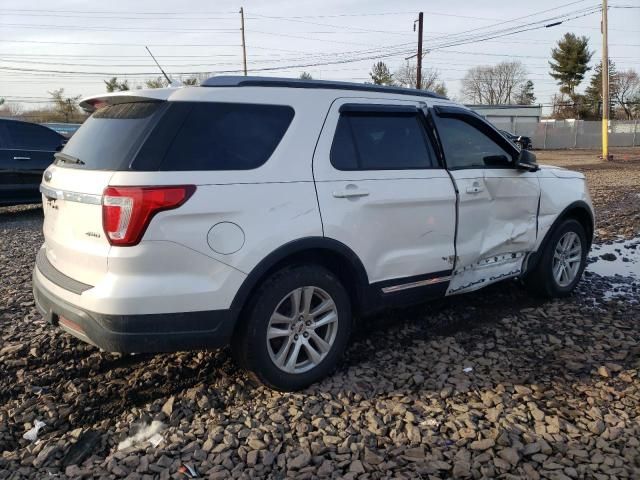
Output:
[
  {"xmin": 331, "ymin": 112, "xmax": 437, "ymax": 170},
  {"xmin": 6, "ymin": 121, "xmax": 64, "ymax": 151},
  {"xmin": 60, "ymin": 102, "xmax": 166, "ymax": 170},
  {"xmin": 154, "ymin": 103, "xmax": 294, "ymax": 171}
]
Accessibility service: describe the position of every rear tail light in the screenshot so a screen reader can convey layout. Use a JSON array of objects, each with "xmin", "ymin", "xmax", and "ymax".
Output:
[{"xmin": 102, "ymin": 185, "xmax": 196, "ymax": 246}]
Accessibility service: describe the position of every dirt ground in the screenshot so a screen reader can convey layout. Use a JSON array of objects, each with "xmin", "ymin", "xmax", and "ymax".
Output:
[{"xmin": 535, "ymin": 147, "xmax": 640, "ymax": 241}]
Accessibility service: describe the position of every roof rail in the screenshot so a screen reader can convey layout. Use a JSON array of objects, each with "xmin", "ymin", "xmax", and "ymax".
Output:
[{"xmin": 201, "ymin": 76, "xmax": 446, "ymax": 99}]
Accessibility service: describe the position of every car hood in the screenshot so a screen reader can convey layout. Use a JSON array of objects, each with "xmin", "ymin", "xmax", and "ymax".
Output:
[{"xmin": 538, "ymin": 164, "xmax": 585, "ymax": 179}]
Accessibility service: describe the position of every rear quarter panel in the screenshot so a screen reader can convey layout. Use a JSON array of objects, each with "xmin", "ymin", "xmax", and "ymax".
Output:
[{"xmin": 107, "ymin": 88, "xmax": 335, "ymax": 275}]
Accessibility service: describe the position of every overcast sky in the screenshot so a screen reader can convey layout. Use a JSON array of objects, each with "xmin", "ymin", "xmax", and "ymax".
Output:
[{"xmin": 1, "ymin": 0, "xmax": 638, "ymax": 111}]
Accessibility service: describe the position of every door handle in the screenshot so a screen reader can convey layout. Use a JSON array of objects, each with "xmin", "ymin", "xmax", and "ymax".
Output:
[
  {"xmin": 14, "ymin": 156, "xmax": 31, "ymax": 161},
  {"xmin": 332, "ymin": 188, "xmax": 369, "ymax": 198},
  {"xmin": 466, "ymin": 182, "xmax": 484, "ymax": 194}
]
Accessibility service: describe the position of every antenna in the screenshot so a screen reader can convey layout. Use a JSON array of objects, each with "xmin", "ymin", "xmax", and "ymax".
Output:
[{"xmin": 145, "ymin": 46, "xmax": 172, "ymax": 86}]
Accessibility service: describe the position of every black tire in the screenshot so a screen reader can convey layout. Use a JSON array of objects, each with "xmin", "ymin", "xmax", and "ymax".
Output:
[
  {"xmin": 235, "ymin": 265, "xmax": 352, "ymax": 391},
  {"xmin": 524, "ymin": 218, "xmax": 588, "ymax": 298}
]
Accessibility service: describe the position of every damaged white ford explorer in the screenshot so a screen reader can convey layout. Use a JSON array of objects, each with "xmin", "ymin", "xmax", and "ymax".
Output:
[{"xmin": 33, "ymin": 77, "xmax": 594, "ymax": 390}]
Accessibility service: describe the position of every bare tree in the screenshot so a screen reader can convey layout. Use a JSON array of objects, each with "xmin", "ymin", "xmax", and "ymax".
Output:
[
  {"xmin": 614, "ymin": 69, "xmax": 640, "ymax": 119},
  {"xmin": 395, "ymin": 63, "xmax": 447, "ymax": 95},
  {"xmin": 48, "ymin": 88, "xmax": 82, "ymax": 122},
  {"xmin": 0, "ymin": 102, "xmax": 23, "ymax": 117},
  {"xmin": 551, "ymin": 93, "xmax": 573, "ymax": 120},
  {"xmin": 461, "ymin": 61, "xmax": 528, "ymax": 105}
]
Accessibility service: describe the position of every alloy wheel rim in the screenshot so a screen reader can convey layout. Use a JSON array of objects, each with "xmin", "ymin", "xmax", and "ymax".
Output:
[
  {"xmin": 266, "ymin": 286, "xmax": 339, "ymax": 374},
  {"xmin": 552, "ymin": 231, "xmax": 582, "ymax": 287}
]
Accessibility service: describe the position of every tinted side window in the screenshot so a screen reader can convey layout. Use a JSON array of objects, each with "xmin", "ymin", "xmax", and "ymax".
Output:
[
  {"xmin": 159, "ymin": 103, "xmax": 294, "ymax": 171},
  {"xmin": 331, "ymin": 113, "xmax": 436, "ymax": 170},
  {"xmin": 6, "ymin": 122, "xmax": 63, "ymax": 150},
  {"xmin": 436, "ymin": 117, "xmax": 512, "ymax": 169}
]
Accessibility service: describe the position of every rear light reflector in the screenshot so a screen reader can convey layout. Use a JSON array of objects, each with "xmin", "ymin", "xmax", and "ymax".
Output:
[{"xmin": 102, "ymin": 185, "xmax": 196, "ymax": 246}]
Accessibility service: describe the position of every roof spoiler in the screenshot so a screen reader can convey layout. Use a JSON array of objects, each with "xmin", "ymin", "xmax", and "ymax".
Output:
[{"xmin": 79, "ymin": 89, "xmax": 177, "ymax": 113}]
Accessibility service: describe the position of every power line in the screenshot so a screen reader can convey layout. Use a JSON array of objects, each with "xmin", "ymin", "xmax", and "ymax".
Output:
[
  {"xmin": 0, "ymin": 6, "xmax": 606, "ymax": 75},
  {"xmin": 0, "ymin": 7, "xmax": 238, "ymax": 15},
  {"xmin": 421, "ymin": 7, "xmax": 603, "ymax": 53},
  {"xmin": 0, "ymin": 23, "xmax": 239, "ymax": 32}
]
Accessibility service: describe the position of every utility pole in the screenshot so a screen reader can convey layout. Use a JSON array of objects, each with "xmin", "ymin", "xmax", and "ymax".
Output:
[
  {"xmin": 416, "ymin": 12, "xmax": 423, "ymax": 89},
  {"xmin": 240, "ymin": 7, "xmax": 247, "ymax": 76},
  {"xmin": 601, "ymin": 0, "xmax": 611, "ymax": 160}
]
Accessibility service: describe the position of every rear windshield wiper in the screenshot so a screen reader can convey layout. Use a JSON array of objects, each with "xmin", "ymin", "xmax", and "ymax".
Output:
[{"xmin": 54, "ymin": 152, "xmax": 85, "ymax": 166}]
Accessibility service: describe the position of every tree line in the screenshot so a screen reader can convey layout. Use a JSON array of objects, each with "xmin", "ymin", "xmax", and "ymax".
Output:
[
  {"xmin": 548, "ymin": 33, "xmax": 639, "ymax": 120},
  {"xmin": 364, "ymin": 32, "xmax": 639, "ymax": 120}
]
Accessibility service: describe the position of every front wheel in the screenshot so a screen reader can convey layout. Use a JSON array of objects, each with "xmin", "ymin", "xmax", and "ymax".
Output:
[
  {"xmin": 525, "ymin": 218, "xmax": 588, "ymax": 297},
  {"xmin": 237, "ymin": 265, "xmax": 352, "ymax": 391}
]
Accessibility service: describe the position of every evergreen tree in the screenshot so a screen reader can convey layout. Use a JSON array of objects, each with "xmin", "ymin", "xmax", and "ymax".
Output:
[
  {"xmin": 514, "ymin": 80, "xmax": 536, "ymax": 105},
  {"xmin": 104, "ymin": 77, "xmax": 130, "ymax": 92},
  {"xmin": 369, "ymin": 61, "xmax": 394, "ymax": 86},
  {"xmin": 145, "ymin": 77, "xmax": 168, "ymax": 89},
  {"xmin": 549, "ymin": 33, "xmax": 593, "ymax": 95},
  {"xmin": 299, "ymin": 72, "xmax": 313, "ymax": 80},
  {"xmin": 433, "ymin": 82, "xmax": 448, "ymax": 98},
  {"xmin": 584, "ymin": 60, "xmax": 618, "ymax": 119}
]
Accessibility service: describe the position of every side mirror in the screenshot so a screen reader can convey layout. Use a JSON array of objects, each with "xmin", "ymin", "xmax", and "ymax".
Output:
[{"xmin": 515, "ymin": 149, "xmax": 538, "ymax": 172}]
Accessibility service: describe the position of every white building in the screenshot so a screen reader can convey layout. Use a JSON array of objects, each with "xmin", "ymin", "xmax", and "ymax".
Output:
[{"xmin": 466, "ymin": 105, "xmax": 542, "ymax": 133}]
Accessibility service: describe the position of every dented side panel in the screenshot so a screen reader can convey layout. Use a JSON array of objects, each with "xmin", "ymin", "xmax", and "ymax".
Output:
[
  {"xmin": 446, "ymin": 169, "xmax": 540, "ymax": 295},
  {"xmin": 535, "ymin": 169, "xmax": 593, "ymax": 251}
]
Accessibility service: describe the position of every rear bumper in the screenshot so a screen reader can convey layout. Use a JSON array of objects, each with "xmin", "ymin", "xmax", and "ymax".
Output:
[{"xmin": 33, "ymin": 267, "xmax": 236, "ymax": 353}]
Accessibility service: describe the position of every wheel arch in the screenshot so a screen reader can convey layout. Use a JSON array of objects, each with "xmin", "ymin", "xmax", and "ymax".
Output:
[
  {"xmin": 229, "ymin": 237, "xmax": 369, "ymax": 325},
  {"xmin": 545, "ymin": 200, "xmax": 595, "ymax": 249},
  {"xmin": 526, "ymin": 200, "xmax": 594, "ymax": 275}
]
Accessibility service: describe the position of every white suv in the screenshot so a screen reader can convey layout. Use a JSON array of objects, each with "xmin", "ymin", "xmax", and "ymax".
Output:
[{"xmin": 33, "ymin": 77, "xmax": 594, "ymax": 390}]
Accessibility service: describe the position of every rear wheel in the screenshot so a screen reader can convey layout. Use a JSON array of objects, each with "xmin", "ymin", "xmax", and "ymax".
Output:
[
  {"xmin": 237, "ymin": 265, "xmax": 351, "ymax": 391},
  {"xmin": 525, "ymin": 218, "xmax": 588, "ymax": 297}
]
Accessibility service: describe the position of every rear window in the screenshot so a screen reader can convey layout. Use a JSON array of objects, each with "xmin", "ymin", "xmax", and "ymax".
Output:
[
  {"xmin": 149, "ymin": 102, "xmax": 294, "ymax": 171},
  {"xmin": 58, "ymin": 101, "xmax": 294, "ymax": 171},
  {"xmin": 60, "ymin": 102, "xmax": 165, "ymax": 170}
]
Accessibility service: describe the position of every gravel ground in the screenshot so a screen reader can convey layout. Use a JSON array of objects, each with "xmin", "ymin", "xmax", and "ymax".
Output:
[
  {"xmin": 535, "ymin": 148, "xmax": 640, "ymax": 241},
  {"xmin": 1, "ymin": 150, "xmax": 639, "ymax": 479}
]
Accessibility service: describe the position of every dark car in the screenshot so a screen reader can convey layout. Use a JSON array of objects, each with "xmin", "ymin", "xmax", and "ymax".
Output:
[
  {"xmin": 500, "ymin": 130, "xmax": 532, "ymax": 150},
  {"xmin": 0, "ymin": 118, "xmax": 66, "ymax": 206}
]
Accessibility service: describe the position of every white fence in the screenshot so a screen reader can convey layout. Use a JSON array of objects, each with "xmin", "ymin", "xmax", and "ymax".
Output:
[{"xmin": 490, "ymin": 119, "xmax": 640, "ymax": 150}]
